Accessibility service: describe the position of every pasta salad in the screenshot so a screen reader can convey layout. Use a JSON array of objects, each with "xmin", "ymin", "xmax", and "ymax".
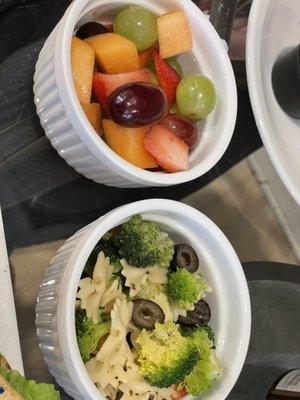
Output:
[{"xmin": 75, "ymin": 215, "xmax": 221, "ymax": 400}]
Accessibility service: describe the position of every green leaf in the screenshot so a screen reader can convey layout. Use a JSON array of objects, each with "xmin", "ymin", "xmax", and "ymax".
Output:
[{"xmin": 0, "ymin": 366, "xmax": 60, "ymax": 399}]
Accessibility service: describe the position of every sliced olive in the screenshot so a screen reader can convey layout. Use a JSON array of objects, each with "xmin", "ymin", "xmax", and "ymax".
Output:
[
  {"xmin": 178, "ymin": 299, "xmax": 211, "ymax": 326},
  {"xmin": 132, "ymin": 299, "xmax": 165, "ymax": 330},
  {"xmin": 76, "ymin": 22, "xmax": 109, "ymax": 40},
  {"xmin": 171, "ymin": 243, "xmax": 199, "ymax": 273}
]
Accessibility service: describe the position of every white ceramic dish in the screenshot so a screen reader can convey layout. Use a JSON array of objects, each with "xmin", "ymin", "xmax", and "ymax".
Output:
[
  {"xmin": 33, "ymin": 0, "xmax": 237, "ymax": 188},
  {"xmin": 36, "ymin": 199, "xmax": 250, "ymax": 400},
  {"xmin": 0, "ymin": 208, "xmax": 24, "ymax": 373},
  {"xmin": 246, "ymin": 0, "xmax": 300, "ymax": 205}
]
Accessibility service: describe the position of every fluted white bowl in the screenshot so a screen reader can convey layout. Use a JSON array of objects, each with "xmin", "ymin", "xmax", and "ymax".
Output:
[
  {"xmin": 36, "ymin": 199, "xmax": 250, "ymax": 400},
  {"xmin": 33, "ymin": 0, "xmax": 237, "ymax": 188}
]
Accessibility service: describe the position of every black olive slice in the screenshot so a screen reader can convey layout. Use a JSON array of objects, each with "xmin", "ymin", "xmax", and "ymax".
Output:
[
  {"xmin": 171, "ymin": 243, "xmax": 199, "ymax": 273},
  {"xmin": 178, "ymin": 299, "xmax": 211, "ymax": 326},
  {"xmin": 132, "ymin": 299, "xmax": 165, "ymax": 330}
]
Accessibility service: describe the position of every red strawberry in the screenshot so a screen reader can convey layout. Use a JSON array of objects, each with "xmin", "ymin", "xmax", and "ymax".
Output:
[
  {"xmin": 144, "ymin": 124, "xmax": 189, "ymax": 172},
  {"xmin": 93, "ymin": 70, "xmax": 151, "ymax": 108},
  {"xmin": 153, "ymin": 48, "xmax": 181, "ymax": 104}
]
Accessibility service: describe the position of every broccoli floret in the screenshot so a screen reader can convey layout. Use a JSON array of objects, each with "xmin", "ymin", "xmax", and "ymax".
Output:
[
  {"xmin": 187, "ymin": 326, "xmax": 214, "ymax": 359},
  {"xmin": 180, "ymin": 324, "xmax": 215, "ymax": 345},
  {"xmin": 184, "ymin": 327, "xmax": 222, "ymax": 395},
  {"xmin": 114, "ymin": 215, "xmax": 174, "ymax": 268},
  {"xmin": 166, "ymin": 268, "xmax": 209, "ymax": 309},
  {"xmin": 184, "ymin": 361, "xmax": 212, "ymax": 395},
  {"xmin": 84, "ymin": 237, "xmax": 122, "ymax": 277},
  {"xmin": 75, "ymin": 309, "xmax": 111, "ymax": 363},
  {"xmin": 201, "ymin": 325, "xmax": 215, "ymax": 344},
  {"xmin": 136, "ymin": 321, "xmax": 199, "ymax": 388}
]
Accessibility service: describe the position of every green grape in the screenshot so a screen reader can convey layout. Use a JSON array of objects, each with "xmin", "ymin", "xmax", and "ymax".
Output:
[
  {"xmin": 148, "ymin": 69, "xmax": 159, "ymax": 86},
  {"xmin": 166, "ymin": 57, "xmax": 183, "ymax": 77},
  {"xmin": 176, "ymin": 75, "xmax": 216, "ymax": 119},
  {"xmin": 114, "ymin": 7, "xmax": 157, "ymax": 51}
]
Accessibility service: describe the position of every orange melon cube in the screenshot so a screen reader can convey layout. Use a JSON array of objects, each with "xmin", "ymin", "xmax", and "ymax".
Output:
[
  {"xmin": 157, "ymin": 11, "xmax": 193, "ymax": 59},
  {"xmin": 102, "ymin": 119, "xmax": 157, "ymax": 169},
  {"xmin": 71, "ymin": 37, "xmax": 95, "ymax": 104},
  {"xmin": 85, "ymin": 33, "xmax": 140, "ymax": 73},
  {"xmin": 81, "ymin": 103, "xmax": 102, "ymax": 135}
]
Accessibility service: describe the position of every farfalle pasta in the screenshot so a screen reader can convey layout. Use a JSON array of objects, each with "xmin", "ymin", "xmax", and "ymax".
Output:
[{"xmin": 77, "ymin": 252, "xmax": 123, "ymax": 323}]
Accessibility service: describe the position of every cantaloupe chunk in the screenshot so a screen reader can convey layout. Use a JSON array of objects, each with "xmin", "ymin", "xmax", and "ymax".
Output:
[
  {"xmin": 157, "ymin": 11, "xmax": 193, "ymax": 59},
  {"xmin": 71, "ymin": 37, "xmax": 95, "ymax": 104},
  {"xmin": 103, "ymin": 119, "xmax": 157, "ymax": 169},
  {"xmin": 85, "ymin": 33, "xmax": 140, "ymax": 74},
  {"xmin": 81, "ymin": 103, "xmax": 102, "ymax": 135}
]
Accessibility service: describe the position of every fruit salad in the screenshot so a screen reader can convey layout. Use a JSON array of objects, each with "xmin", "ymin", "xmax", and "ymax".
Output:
[
  {"xmin": 76, "ymin": 215, "xmax": 222, "ymax": 400},
  {"xmin": 71, "ymin": 6, "xmax": 216, "ymax": 173}
]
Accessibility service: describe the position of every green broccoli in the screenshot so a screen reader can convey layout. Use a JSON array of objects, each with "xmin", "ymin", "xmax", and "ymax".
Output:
[
  {"xmin": 184, "ymin": 327, "xmax": 222, "ymax": 395},
  {"xmin": 187, "ymin": 326, "xmax": 214, "ymax": 359},
  {"xmin": 184, "ymin": 361, "xmax": 212, "ymax": 395},
  {"xmin": 180, "ymin": 324, "xmax": 215, "ymax": 345},
  {"xmin": 136, "ymin": 321, "xmax": 199, "ymax": 388},
  {"xmin": 75, "ymin": 309, "xmax": 111, "ymax": 363},
  {"xmin": 166, "ymin": 268, "xmax": 209, "ymax": 309},
  {"xmin": 114, "ymin": 215, "xmax": 174, "ymax": 268},
  {"xmin": 84, "ymin": 237, "xmax": 122, "ymax": 277},
  {"xmin": 201, "ymin": 325, "xmax": 215, "ymax": 344}
]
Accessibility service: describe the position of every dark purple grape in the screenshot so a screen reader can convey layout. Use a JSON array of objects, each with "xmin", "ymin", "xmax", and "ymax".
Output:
[
  {"xmin": 108, "ymin": 82, "xmax": 167, "ymax": 127},
  {"xmin": 76, "ymin": 22, "xmax": 109, "ymax": 40},
  {"xmin": 162, "ymin": 114, "xmax": 199, "ymax": 149}
]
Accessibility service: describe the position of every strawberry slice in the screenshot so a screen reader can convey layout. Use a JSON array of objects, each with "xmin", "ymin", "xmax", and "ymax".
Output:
[
  {"xmin": 138, "ymin": 47, "xmax": 153, "ymax": 69},
  {"xmin": 153, "ymin": 48, "xmax": 181, "ymax": 104},
  {"xmin": 93, "ymin": 70, "xmax": 151, "ymax": 108},
  {"xmin": 144, "ymin": 124, "xmax": 189, "ymax": 172}
]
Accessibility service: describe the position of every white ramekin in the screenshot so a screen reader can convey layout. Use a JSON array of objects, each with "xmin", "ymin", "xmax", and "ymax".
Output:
[
  {"xmin": 36, "ymin": 199, "xmax": 250, "ymax": 400},
  {"xmin": 33, "ymin": 0, "xmax": 237, "ymax": 188}
]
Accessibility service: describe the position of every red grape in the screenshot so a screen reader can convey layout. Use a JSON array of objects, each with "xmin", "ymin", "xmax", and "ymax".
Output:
[
  {"xmin": 108, "ymin": 82, "xmax": 167, "ymax": 127},
  {"xmin": 161, "ymin": 114, "xmax": 199, "ymax": 148},
  {"xmin": 76, "ymin": 22, "xmax": 109, "ymax": 40}
]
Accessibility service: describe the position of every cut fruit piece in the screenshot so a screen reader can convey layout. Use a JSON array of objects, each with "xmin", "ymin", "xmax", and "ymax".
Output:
[
  {"xmin": 153, "ymin": 48, "xmax": 181, "ymax": 104},
  {"xmin": 157, "ymin": 11, "xmax": 193, "ymax": 59},
  {"xmin": 138, "ymin": 48, "xmax": 153, "ymax": 69},
  {"xmin": 144, "ymin": 124, "xmax": 189, "ymax": 172},
  {"xmin": 93, "ymin": 70, "xmax": 151, "ymax": 108},
  {"xmin": 71, "ymin": 37, "xmax": 95, "ymax": 104},
  {"xmin": 103, "ymin": 119, "xmax": 157, "ymax": 169},
  {"xmin": 81, "ymin": 103, "xmax": 102, "ymax": 135},
  {"xmin": 85, "ymin": 33, "xmax": 139, "ymax": 73}
]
